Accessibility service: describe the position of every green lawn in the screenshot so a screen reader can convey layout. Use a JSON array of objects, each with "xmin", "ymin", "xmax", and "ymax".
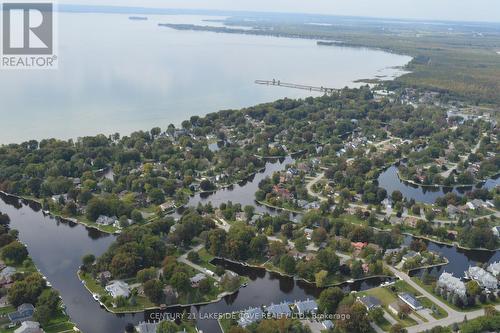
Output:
[
  {"xmin": 392, "ymin": 280, "xmax": 422, "ymax": 296},
  {"xmin": 419, "ymin": 297, "xmax": 448, "ymax": 319},
  {"xmin": 360, "ymin": 287, "xmax": 397, "ymax": 306},
  {"xmin": 197, "ymin": 248, "xmax": 218, "ymax": 272}
]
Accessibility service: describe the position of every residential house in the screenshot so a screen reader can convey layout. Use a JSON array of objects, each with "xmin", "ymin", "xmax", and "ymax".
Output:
[
  {"xmin": 295, "ymin": 299, "xmax": 318, "ymax": 315},
  {"xmin": 238, "ymin": 307, "xmax": 264, "ymax": 327},
  {"xmin": 358, "ymin": 296, "xmax": 381, "ymax": 311},
  {"xmin": 0, "ymin": 266, "xmax": 16, "ymax": 285},
  {"xmin": 398, "ymin": 293, "xmax": 423, "ymax": 311},
  {"xmin": 402, "ymin": 251, "xmax": 420, "ymax": 263},
  {"xmin": 14, "ymin": 321, "xmax": 44, "ymax": 333},
  {"xmin": 136, "ymin": 322, "xmax": 158, "ymax": 333},
  {"xmin": 266, "ymin": 302, "xmax": 292, "ymax": 318},
  {"xmin": 190, "ymin": 273, "xmax": 207, "ymax": 288},
  {"xmin": 272, "ymin": 185, "xmax": 293, "ymax": 200},
  {"xmin": 96, "ymin": 215, "xmax": 118, "ymax": 226},
  {"xmin": 492, "ymin": 226, "xmax": 500, "ymax": 238},
  {"xmin": 467, "ymin": 266, "xmax": 498, "ymax": 290},
  {"xmin": 105, "ymin": 280, "xmax": 130, "ymax": 298},
  {"xmin": 487, "ymin": 262, "xmax": 500, "ymax": 277},
  {"xmin": 51, "ymin": 194, "xmax": 68, "ymax": 203},
  {"xmin": 437, "ymin": 272, "xmax": 466, "ymax": 299},
  {"xmin": 303, "ymin": 228, "xmax": 313, "ymax": 241},
  {"xmin": 8, "ymin": 304, "xmax": 35, "ymax": 324},
  {"xmin": 388, "ymin": 302, "xmax": 402, "ymax": 316},
  {"xmin": 351, "ymin": 242, "xmax": 368, "ymax": 254},
  {"xmin": 97, "ymin": 271, "xmax": 112, "ymax": 283},
  {"xmin": 159, "ymin": 201, "xmax": 175, "ymax": 212}
]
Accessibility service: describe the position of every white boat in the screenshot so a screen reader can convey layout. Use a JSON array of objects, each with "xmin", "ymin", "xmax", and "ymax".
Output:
[{"xmin": 92, "ymin": 294, "xmax": 100, "ymax": 301}]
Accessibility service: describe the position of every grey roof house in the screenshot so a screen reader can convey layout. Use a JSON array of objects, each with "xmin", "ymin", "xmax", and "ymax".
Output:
[
  {"xmin": 358, "ymin": 295, "xmax": 381, "ymax": 310},
  {"xmin": 8, "ymin": 303, "xmax": 35, "ymax": 324}
]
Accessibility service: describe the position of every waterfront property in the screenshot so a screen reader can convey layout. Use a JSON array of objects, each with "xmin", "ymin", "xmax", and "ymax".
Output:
[
  {"xmin": 437, "ymin": 272, "xmax": 466, "ymax": 299},
  {"xmin": 487, "ymin": 261, "xmax": 500, "ymax": 277},
  {"xmin": 136, "ymin": 321, "xmax": 159, "ymax": 333},
  {"xmin": 294, "ymin": 299, "xmax": 318, "ymax": 315},
  {"xmin": 238, "ymin": 307, "xmax": 265, "ymax": 328},
  {"xmin": 466, "ymin": 266, "xmax": 498, "ymax": 290},
  {"xmin": 190, "ymin": 273, "xmax": 207, "ymax": 288},
  {"xmin": 265, "ymin": 301, "xmax": 292, "ymax": 318},
  {"xmin": 358, "ymin": 295, "xmax": 382, "ymax": 311},
  {"xmin": 105, "ymin": 280, "xmax": 131, "ymax": 298},
  {"xmin": 13, "ymin": 321, "xmax": 44, "ymax": 333}
]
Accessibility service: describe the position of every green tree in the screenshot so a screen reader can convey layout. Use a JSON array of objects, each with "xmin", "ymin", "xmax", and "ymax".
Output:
[
  {"xmin": 279, "ymin": 255, "xmax": 296, "ymax": 275},
  {"xmin": 34, "ymin": 304, "xmax": 52, "ymax": 326},
  {"xmin": 82, "ymin": 253, "xmax": 95, "ymax": 268},
  {"xmin": 315, "ymin": 270, "xmax": 328, "ymax": 287},
  {"xmin": 156, "ymin": 320, "xmax": 180, "ymax": 333},
  {"xmin": 170, "ymin": 272, "xmax": 190, "ymax": 293},
  {"xmin": 143, "ymin": 280, "xmax": 164, "ymax": 304},
  {"xmin": 2, "ymin": 241, "xmax": 28, "ymax": 264},
  {"xmin": 318, "ymin": 287, "xmax": 344, "ymax": 314}
]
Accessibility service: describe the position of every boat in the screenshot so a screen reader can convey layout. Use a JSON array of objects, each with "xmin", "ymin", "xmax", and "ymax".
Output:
[
  {"xmin": 241, "ymin": 282, "xmax": 248, "ymax": 288},
  {"xmin": 93, "ymin": 294, "xmax": 100, "ymax": 301},
  {"xmin": 346, "ymin": 279, "xmax": 354, "ymax": 283}
]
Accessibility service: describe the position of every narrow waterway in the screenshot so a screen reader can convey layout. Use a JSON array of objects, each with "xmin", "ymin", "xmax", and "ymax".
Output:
[
  {"xmin": 405, "ymin": 235, "xmax": 500, "ymax": 278},
  {"xmin": 1, "ymin": 158, "xmax": 499, "ymax": 333},
  {"xmin": 185, "ymin": 156, "xmax": 296, "ymax": 214},
  {"xmin": 378, "ymin": 165, "xmax": 500, "ymax": 204}
]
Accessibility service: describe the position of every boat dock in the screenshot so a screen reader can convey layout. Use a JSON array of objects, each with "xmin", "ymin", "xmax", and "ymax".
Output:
[{"xmin": 255, "ymin": 79, "xmax": 339, "ymax": 94}]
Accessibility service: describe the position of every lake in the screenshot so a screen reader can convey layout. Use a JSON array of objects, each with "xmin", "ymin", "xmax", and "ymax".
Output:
[
  {"xmin": 0, "ymin": 12, "xmax": 410, "ymax": 143},
  {"xmin": 0, "ymin": 191, "xmax": 387, "ymax": 333},
  {"xmin": 378, "ymin": 165, "xmax": 500, "ymax": 204}
]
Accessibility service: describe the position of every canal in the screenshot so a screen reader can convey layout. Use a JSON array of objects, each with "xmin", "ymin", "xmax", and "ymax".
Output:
[
  {"xmin": 378, "ymin": 165, "xmax": 500, "ymax": 204},
  {"xmin": 1, "ymin": 158, "xmax": 499, "ymax": 333}
]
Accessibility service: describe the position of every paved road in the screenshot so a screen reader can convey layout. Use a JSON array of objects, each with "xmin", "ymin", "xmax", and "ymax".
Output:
[
  {"xmin": 305, "ymin": 172, "xmax": 328, "ymax": 202},
  {"xmin": 177, "ymin": 244, "xmax": 221, "ymax": 282}
]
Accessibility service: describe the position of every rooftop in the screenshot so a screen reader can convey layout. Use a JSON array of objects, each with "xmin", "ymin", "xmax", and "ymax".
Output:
[
  {"xmin": 295, "ymin": 299, "xmax": 318, "ymax": 314},
  {"xmin": 358, "ymin": 295, "xmax": 381, "ymax": 310}
]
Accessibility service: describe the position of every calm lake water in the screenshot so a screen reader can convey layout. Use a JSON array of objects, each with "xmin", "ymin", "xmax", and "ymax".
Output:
[
  {"xmin": 0, "ymin": 156, "xmax": 385, "ymax": 333},
  {"xmin": 0, "ymin": 12, "xmax": 410, "ymax": 143},
  {"xmin": 378, "ymin": 165, "xmax": 500, "ymax": 204},
  {"xmin": 2, "ymin": 150, "xmax": 500, "ymax": 333}
]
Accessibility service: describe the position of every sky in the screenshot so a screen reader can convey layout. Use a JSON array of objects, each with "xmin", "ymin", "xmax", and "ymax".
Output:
[{"xmin": 59, "ymin": 0, "xmax": 500, "ymax": 23}]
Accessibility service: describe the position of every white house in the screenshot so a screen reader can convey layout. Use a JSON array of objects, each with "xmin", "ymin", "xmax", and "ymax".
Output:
[
  {"xmin": 96, "ymin": 215, "xmax": 118, "ymax": 226},
  {"xmin": 487, "ymin": 261, "xmax": 500, "ymax": 277},
  {"xmin": 438, "ymin": 272, "xmax": 466, "ymax": 298},
  {"xmin": 14, "ymin": 321, "xmax": 44, "ymax": 333},
  {"xmin": 467, "ymin": 266, "xmax": 498, "ymax": 290},
  {"xmin": 105, "ymin": 280, "xmax": 130, "ymax": 298}
]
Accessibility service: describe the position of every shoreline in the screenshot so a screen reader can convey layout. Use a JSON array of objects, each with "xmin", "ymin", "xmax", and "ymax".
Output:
[
  {"xmin": 394, "ymin": 167, "xmax": 499, "ymax": 190},
  {"xmin": 0, "ymin": 191, "xmax": 120, "ymax": 235},
  {"xmin": 214, "ymin": 256, "xmax": 394, "ymax": 288},
  {"xmin": 2, "ymin": 191, "xmax": 498, "ymax": 252},
  {"xmin": 77, "ymin": 270, "xmax": 242, "ymax": 315}
]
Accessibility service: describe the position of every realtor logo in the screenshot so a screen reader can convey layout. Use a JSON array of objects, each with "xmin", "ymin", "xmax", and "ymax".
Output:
[{"xmin": 1, "ymin": 2, "xmax": 57, "ymax": 69}]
